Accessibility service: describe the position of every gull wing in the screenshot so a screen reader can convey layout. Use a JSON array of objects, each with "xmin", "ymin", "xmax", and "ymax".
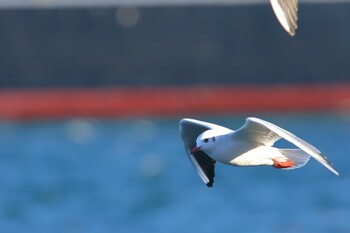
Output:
[
  {"xmin": 270, "ymin": 0, "xmax": 298, "ymax": 36},
  {"xmin": 179, "ymin": 118, "xmax": 232, "ymax": 187},
  {"xmin": 235, "ymin": 117, "xmax": 340, "ymax": 176},
  {"xmin": 234, "ymin": 118, "xmax": 281, "ymax": 147}
]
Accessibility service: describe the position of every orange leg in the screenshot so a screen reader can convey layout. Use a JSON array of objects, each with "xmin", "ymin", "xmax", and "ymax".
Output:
[{"xmin": 272, "ymin": 158, "xmax": 295, "ymax": 169}]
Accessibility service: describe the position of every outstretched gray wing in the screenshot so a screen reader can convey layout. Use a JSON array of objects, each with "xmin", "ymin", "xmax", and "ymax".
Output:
[
  {"xmin": 235, "ymin": 117, "xmax": 340, "ymax": 176},
  {"xmin": 270, "ymin": 0, "xmax": 298, "ymax": 36},
  {"xmin": 179, "ymin": 118, "xmax": 232, "ymax": 187}
]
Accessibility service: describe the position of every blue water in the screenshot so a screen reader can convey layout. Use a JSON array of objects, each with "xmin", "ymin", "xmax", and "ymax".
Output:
[{"xmin": 0, "ymin": 114, "xmax": 349, "ymax": 233}]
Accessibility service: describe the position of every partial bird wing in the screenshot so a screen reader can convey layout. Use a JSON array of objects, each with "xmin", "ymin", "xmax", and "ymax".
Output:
[
  {"xmin": 235, "ymin": 117, "xmax": 339, "ymax": 176},
  {"xmin": 270, "ymin": 0, "xmax": 298, "ymax": 36},
  {"xmin": 234, "ymin": 118, "xmax": 281, "ymax": 147},
  {"xmin": 179, "ymin": 118, "xmax": 232, "ymax": 187}
]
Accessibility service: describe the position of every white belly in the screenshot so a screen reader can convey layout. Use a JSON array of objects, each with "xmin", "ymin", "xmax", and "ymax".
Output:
[
  {"xmin": 206, "ymin": 138, "xmax": 282, "ymax": 167},
  {"xmin": 229, "ymin": 146, "xmax": 276, "ymax": 166}
]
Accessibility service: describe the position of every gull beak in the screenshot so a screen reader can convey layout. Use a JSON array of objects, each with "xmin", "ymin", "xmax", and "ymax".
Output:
[{"xmin": 190, "ymin": 146, "xmax": 202, "ymax": 154}]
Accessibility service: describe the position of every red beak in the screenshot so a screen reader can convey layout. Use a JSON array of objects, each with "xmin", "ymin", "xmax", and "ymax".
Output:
[{"xmin": 190, "ymin": 146, "xmax": 202, "ymax": 154}]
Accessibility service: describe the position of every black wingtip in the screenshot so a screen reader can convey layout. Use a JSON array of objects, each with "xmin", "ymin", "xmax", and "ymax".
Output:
[{"xmin": 206, "ymin": 181, "xmax": 214, "ymax": 188}]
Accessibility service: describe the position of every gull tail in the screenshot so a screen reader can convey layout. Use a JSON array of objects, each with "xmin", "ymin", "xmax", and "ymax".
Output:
[{"xmin": 277, "ymin": 149, "xmax": 311, "ymax": 170}]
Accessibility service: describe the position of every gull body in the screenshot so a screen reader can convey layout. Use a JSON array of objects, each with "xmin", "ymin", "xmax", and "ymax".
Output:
[{"xmin": 180, "ymin": 117, "xmax": 340, "ymax": 187}]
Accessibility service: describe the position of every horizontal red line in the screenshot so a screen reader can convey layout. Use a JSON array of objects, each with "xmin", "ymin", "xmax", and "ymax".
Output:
[{"xmin": 0, "ymin": 84, "xmax": 349, "ymax": 119}]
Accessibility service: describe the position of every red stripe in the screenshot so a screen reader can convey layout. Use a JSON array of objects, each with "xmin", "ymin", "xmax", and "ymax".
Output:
[{"xmin": 0, "ymin": 84, "xmax": 349, "ymax": 119}]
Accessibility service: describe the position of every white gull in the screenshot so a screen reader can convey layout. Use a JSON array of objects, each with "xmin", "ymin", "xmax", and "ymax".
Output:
[{"xmin": 179, "ymin": 117, "xmax": 340, "ymax": 187}]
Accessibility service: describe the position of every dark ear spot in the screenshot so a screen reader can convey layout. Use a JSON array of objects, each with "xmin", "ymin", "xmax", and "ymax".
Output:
[{"xmin": 212, "ymin": 136, "xmax": 216, "ymax": 142}]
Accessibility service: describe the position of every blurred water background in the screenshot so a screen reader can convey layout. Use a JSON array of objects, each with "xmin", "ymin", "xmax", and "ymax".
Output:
[
  {"xmin": 0, "ymin": 114, "xmax": 349, "ymax": 233},
  {"xmin": 1, "ymin": 0, "xmax": 350, "ymax": 232}
]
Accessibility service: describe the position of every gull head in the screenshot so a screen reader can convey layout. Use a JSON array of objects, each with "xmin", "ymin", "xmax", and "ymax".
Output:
[{"xmin": 191, "ymin": 129, "xmax": 223, "ymax": 154}]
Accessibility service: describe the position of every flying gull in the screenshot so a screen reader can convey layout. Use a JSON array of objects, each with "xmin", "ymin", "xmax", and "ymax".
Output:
[{"xmin": 179, "ymin": 117, "xmax": 339, "ymax": 187}]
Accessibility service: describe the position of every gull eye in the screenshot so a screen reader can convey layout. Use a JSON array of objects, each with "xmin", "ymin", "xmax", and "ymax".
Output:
[
  {"xmin": 212, "ymin": 136, "xmax": 216, "ymax": 142},
  {"xmin": 204, "ymin": 138, "xmax": 209, "ymax": 143}
]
